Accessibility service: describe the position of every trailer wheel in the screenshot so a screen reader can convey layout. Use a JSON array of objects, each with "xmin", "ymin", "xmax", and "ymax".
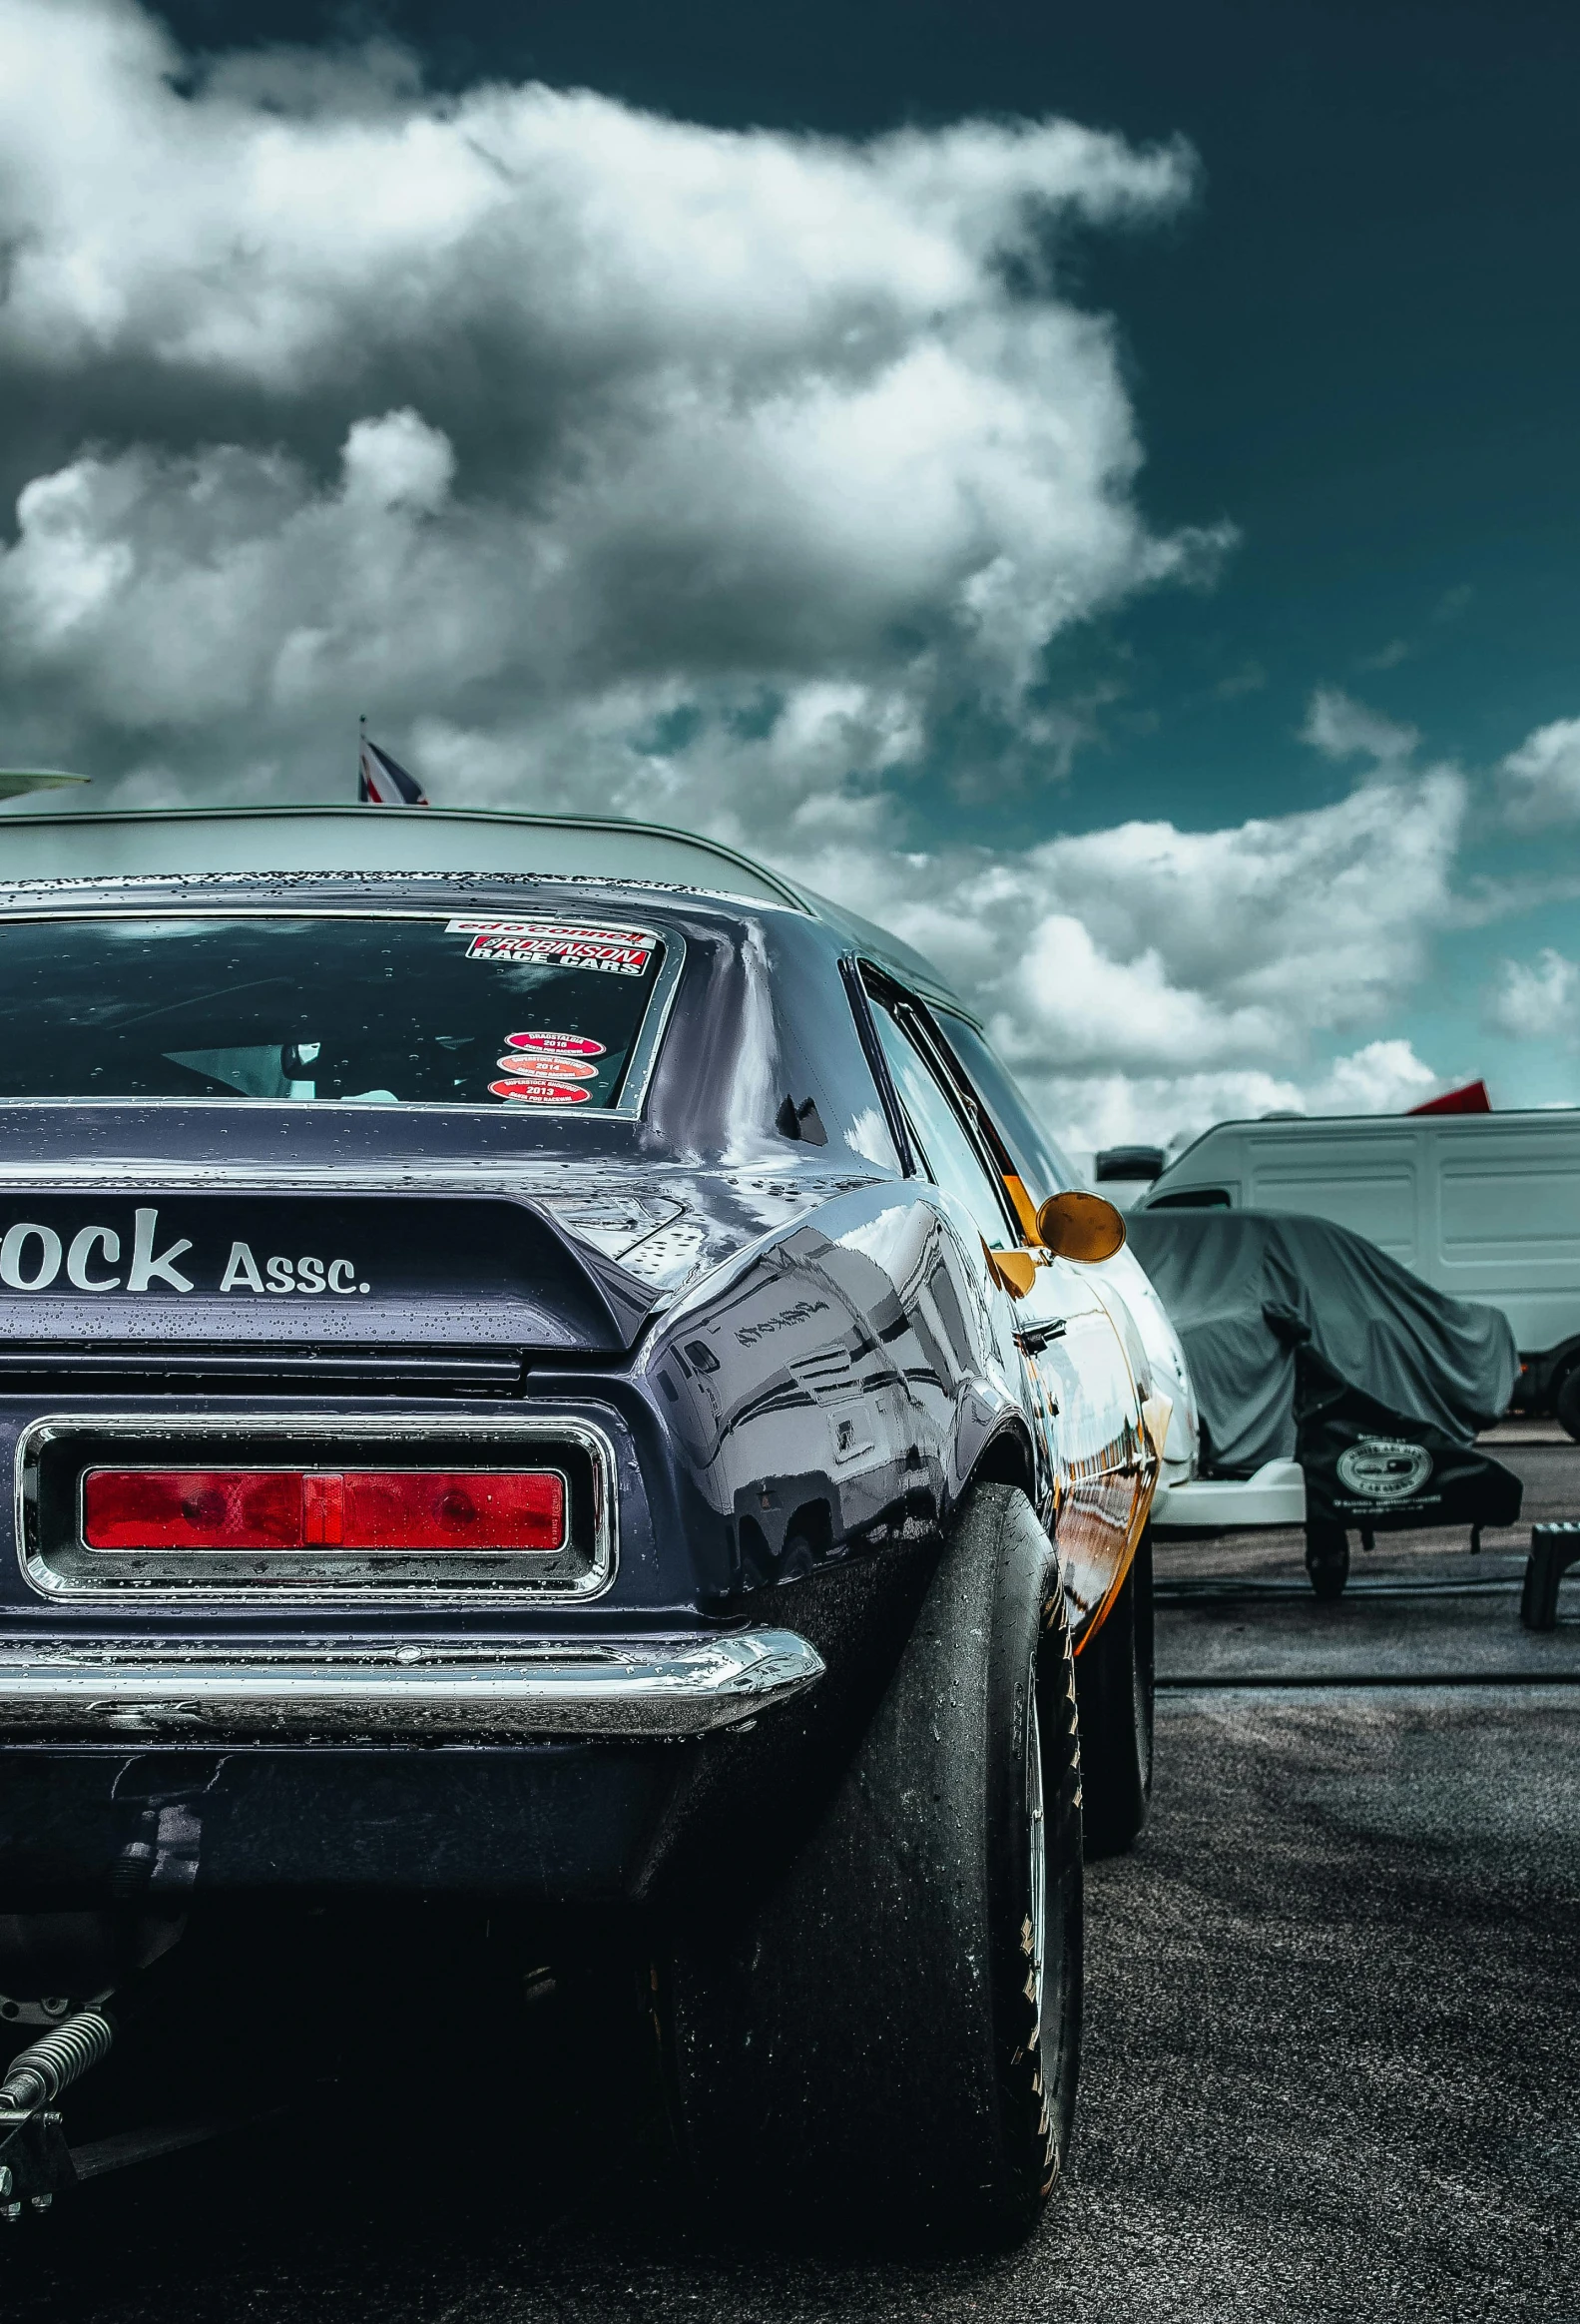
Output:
[
  {"xmin": 1074, "ymin": 1528, "xmax": 1154, "ymax": 1857},
  {"xmin": 664, "ymin": 1482, "xmax": 1082, "ymax": 2251},
  {"xmin": 1556, "ymin": 1367, "xmax": 1580, "ymax": 1445},
  {"xmin": 1305, "ymin": 1522, "xmax": 1349, "ymax": 1599}
]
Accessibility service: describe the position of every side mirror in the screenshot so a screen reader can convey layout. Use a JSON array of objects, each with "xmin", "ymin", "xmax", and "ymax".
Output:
[{"xmin": 1034, "ymin": 1190, "xmax": 1127, "ymax": 1264}]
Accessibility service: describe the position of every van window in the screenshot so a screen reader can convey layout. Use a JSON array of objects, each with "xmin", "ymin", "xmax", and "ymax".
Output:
[{"xmin": 1148, "ymin": 1188, "xmax": 1233, "ymax": 1211}]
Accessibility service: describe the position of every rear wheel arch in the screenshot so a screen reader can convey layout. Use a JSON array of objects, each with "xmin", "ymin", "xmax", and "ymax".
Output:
[{"xmin": 964, "ymin": 1416, "xmax": 1037, "ymax": 1502}]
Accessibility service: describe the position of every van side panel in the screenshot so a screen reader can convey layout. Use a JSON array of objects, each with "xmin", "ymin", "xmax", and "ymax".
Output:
[
  {"xmin": 1246, "ymin": 1131, "xmax": 1419, "ymax": 1266},
  {"xmin": 1436, "ymin": 1121, "xmax": 1580, "ymax": 1354}
]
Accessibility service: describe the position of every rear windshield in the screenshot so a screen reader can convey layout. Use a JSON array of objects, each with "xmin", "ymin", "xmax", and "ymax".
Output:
[{"xmin": 0, "ymin": 912, "xmax": 670, "ymax": 1109}]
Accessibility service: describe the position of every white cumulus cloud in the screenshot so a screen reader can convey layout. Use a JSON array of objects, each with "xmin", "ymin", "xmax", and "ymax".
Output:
[
  {"xmin": 1497, "ymin": 719, "xmax": 1580, "ymax": 829},
  {"xmin": 0, "ymin": 0, "xmax": 1492, "ymax": 1152},
  {"xmin": 1484, "ymin": 948, "xmax": 1580, "ymax": 1042}
]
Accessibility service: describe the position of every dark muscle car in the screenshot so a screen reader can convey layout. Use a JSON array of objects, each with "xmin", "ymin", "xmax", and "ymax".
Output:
[{"xmin": 0, "ymin": 805, "xmax": 1162, "ymax": 2246}]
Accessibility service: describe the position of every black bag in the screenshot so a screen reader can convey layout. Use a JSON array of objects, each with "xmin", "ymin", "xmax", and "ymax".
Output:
[{"xmin": 1294, "ymin": 1348, "xmax": 1522, "ymax": 1535}]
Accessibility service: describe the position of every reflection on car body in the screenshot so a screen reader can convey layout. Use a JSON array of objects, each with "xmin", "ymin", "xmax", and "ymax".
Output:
[{"xmin": 0, "ymin": 805, "xmax": 1165, "ymax": 2247}]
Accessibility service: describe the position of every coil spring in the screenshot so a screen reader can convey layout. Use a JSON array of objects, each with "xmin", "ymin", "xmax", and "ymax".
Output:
[{"xmin": 0, "ymin": 2009, "xmax": 114, "ymax": 2111}]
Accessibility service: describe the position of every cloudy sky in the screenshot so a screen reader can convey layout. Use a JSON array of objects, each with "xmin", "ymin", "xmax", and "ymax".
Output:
[{"xmin": 2, "ymin": 0, "xmax": 1578, "ymax": 1154}]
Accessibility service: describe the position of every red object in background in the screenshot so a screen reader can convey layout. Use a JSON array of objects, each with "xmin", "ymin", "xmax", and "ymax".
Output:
[
  {"xmin": 1407, "ymin": 1080, "xmax": 1491, "ymax": 1116},
  {"xmin": 83, "ymin": 1468, "xmax": 566, "ymax": 1552}
]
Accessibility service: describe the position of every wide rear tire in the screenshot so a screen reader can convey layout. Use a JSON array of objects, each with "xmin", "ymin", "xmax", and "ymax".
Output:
[
  {"xmin": 1074, "ymin": 1528, "xmax": 1155, "ymax": 1857},
  {"xmin": 664, "ymin": 1482, "xmax": 1082, "ymax": 2251}
]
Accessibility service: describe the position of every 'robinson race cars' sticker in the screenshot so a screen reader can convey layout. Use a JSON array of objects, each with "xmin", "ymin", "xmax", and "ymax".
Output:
[
  {"xmin": 504, "ymin": 1031, "xmax": 607, "ymax": 1056},
  {"xmin": 494, "ymin": 1054, "xmax": 598, "ymax": 1079},
  {"xmin": 448, "ymin": 919, "xmax": 659, "ymax": 976},
  {"xmin": 487, "ymin": 1079, "xmax": 592, "ymax": 1104}
]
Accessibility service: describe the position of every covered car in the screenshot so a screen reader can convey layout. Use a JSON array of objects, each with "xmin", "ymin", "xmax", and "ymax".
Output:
[
  {"xmin": 0, "ymin": 804, "xmax": 1166, "ymax": 2245},
  {"xmin": 1126, "ymin": 1206, "xmax": 1521, "ymax": 1593}
]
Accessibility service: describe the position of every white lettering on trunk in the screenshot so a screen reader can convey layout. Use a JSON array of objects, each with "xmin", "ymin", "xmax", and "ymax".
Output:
[
  {"xmin": 128, "ymin": 1207, "xmax": 194, "ymax": 1294},
  {"xmin": 67, "ymin": 1226, "xmax": 121, "ymax": 1290},
  {"xmin": 0, "ymin": 1223, "xmax": 62, "ymax": 1291},
  {"xmin": 220, "ymin": 1241, "xmax": 264, "ymax": 1294}
]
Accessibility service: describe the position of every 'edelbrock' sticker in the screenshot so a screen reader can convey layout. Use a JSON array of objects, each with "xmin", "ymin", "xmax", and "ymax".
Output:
[
  {"xmin": 447, "ymin": 918, "xmax": 658, "ymax": 975},
  {"xmin": 0, "ymin": 1209, "xmax": 369, "ymax": 1298}
]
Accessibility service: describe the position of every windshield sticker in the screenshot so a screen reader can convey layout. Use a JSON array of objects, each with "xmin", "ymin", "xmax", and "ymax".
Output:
[
  {"xmin": 494, "ymin": 1054, "xmax": 598, "ymax": 1080},
  {"xmin": 488, "ymin": 1078, "xmax": 593, "ymax": 1104},
  {"xmin": 504, "ymin": 1031, "xmax": 607, "ymax": 1057},
  {"xmin": 447, "ymin": 919, "xmax": 658, "ymax": 976}
]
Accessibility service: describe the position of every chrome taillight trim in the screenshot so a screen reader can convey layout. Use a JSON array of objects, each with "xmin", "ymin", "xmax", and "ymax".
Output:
[
  {"xmin": 0, "ymin": 1629, "xmax": 825, "ymax": 1743},
  {"xmin": 16, "ymin": 1412, "xmax": 617, "ymax": 1606}
]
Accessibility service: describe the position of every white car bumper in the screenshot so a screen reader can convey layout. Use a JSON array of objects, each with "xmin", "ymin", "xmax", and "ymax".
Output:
[{"xmin": 1152, "ymin": 1457, "xmax": 1307, "ymax": 1532}]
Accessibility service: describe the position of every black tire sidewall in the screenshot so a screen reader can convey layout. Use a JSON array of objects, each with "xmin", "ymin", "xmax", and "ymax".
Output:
[{"xmin": 664, "ymin": 1481, "xmax": 1082, "ymax": 2245}]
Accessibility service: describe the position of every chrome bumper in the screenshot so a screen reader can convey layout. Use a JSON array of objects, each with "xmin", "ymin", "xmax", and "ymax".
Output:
[{"xmin": 0, "ymin": 1629, "xmax": 825, "ymax": 1745}]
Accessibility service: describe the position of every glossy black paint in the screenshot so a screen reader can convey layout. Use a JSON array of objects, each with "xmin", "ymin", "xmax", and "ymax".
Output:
[{"xmin": 0, "ymin": 871, "xmax": 1148, "ymax": 1905}]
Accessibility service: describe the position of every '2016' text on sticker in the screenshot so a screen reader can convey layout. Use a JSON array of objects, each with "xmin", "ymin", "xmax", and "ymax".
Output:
[{"xmin": 505, "ymin": 1031, "xmax": 606, "ymax": 1057}]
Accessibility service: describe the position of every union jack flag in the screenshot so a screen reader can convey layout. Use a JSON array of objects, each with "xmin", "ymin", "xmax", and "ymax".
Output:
[{"xmin": 357, "ymin": 728, "xmax": 428, "ymax": 806}]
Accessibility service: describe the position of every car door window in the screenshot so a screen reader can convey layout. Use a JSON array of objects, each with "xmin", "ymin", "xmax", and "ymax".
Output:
[
  {"xmin": 933, "ymin": 1012, "xmax": 1085, "ymax": 1200},
  {"xmin": 864, "ymin": 989, "xmax": 1019, "ymax": 1249}
]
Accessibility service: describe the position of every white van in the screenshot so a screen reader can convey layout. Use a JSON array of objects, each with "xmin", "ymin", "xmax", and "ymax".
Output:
[{"xmin": 1140, "ymin": 1109, "xmax": 1580, "ymax": 1430}]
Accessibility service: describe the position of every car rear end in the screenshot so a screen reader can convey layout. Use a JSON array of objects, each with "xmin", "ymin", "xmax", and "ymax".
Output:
[{"xmin": 0, "ymin": 881, "xmax": 823, "ymax": 1922}]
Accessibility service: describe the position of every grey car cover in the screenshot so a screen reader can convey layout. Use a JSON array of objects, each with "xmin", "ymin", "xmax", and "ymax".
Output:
[{"xmin": 1125, "ymin": 1207, "xmax": 1519, "ymax": 1477}]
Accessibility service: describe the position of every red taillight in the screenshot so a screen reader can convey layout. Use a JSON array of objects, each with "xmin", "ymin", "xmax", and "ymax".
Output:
[{"xmin": 83, "ymin": 1469, "xmax": 566, "ymax": 1553}]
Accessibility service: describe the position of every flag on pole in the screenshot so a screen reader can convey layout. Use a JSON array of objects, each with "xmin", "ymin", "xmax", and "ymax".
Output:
[
  {"xmin": 0, "ymin": 770, "xmax": 90, "ymax": 801},
  {"xmin": 357, "ymin": 724, "xmax": 428, "ymax": 806}
]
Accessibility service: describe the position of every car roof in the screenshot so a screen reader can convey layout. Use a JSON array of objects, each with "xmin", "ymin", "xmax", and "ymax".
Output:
[{"xmin": 0, "ymin": 803, "xmax": 972, "ymax": 1022}]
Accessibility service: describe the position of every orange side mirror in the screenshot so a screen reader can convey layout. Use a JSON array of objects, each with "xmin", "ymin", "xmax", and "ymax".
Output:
[{"xmin": 1033, "ymin": 1190, "xmax": 1127, "ymax": 1264}]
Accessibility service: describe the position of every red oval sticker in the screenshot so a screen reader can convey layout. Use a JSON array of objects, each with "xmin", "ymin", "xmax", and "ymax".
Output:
[
  {"xmin": 505, "ymin": 1031, "xmax": 606, "ymax": 1057},
  {"xmin": 488, "ymin": 1079, "xmax": 592, "ymax": 1104},
  {"xmin": 494, "ymin": 1054, "xmax": 597, "ymax": 1079}
]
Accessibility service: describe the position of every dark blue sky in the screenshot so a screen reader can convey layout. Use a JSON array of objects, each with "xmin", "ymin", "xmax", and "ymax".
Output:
[{"xmin": 159, "ymin": 0, "xmax": 1579, "ymax": 837}]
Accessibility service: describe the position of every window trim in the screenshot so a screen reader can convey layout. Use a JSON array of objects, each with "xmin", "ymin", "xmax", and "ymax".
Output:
[
  {"xmin": 0, "ymin": 905, "xmax": 686, "ymax": 1122},
  {"xmin": 839, "ymin": 955, "xmax": 918, "ymax": 1177},
  {"xmin": 855, "ymin": 961, "xmax": 1026, "ymax": 1248}
]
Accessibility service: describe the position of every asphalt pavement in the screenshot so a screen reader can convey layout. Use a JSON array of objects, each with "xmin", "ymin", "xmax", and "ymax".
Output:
[{"xmin": 5, "ymin": 1429, "xmax": 1579, "ymax": 2322}]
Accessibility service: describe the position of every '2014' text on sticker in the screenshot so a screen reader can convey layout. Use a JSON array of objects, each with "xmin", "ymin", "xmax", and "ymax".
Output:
[{"xmin": 494, "ymin": 1055, "xmax": 597, "ymax": 1080}]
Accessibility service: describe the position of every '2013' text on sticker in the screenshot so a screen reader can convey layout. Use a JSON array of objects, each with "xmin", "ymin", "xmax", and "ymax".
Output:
[
  {"xmin": 488, "ymin": 1080, "xmax": 592, "ymax": 1104},
  {"xmin": 505, "ymin": 1031, "xmax": 606, "ymax": 1057}
]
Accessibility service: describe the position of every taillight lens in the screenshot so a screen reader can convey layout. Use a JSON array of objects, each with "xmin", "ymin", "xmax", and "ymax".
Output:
[{"xmin": 83, "ymin": 1469, "xmax": 566, "ymax": 1553}]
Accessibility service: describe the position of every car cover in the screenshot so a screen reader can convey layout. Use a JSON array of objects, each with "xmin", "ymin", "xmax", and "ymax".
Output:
[{"xmin": 1125, "ymin": 1208, "xmax": 1520, "ymax": 1478}]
